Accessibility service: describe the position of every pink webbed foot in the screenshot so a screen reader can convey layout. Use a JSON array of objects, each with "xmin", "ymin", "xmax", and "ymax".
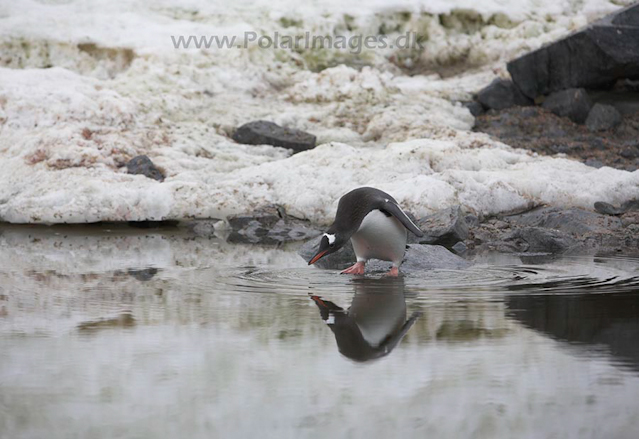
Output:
[
  {"xmin": 341, "ymin": 262, "xmax": 365, "ymax": 275},
  {"xmin": 384, "ymin": 266, "xmax": 400, "ymax": 277}
]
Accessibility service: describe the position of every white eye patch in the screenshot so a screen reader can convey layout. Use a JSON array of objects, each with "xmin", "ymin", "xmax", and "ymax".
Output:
[{"xmin": 323, "ymin": 233, "xmax": 336, "ymax": 244}]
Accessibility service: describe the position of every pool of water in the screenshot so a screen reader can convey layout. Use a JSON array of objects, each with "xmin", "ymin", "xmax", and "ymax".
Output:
[{"xmin": 1, "ymin": 225, "xmax": 638, "ymax": 438}]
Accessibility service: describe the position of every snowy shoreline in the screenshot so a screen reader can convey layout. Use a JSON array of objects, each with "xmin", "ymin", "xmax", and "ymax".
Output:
[{"xmin": 0, "ymin": 0, "xmax": 637, "ymax": 225}]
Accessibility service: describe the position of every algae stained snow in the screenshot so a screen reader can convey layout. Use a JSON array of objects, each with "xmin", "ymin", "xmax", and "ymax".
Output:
[{"xmin": 0, "ymin": 0, "xmax": 637, "ymax": 223}]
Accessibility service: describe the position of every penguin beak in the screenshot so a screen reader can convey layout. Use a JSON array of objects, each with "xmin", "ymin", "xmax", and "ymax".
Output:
[{"xmin": 308, "ymin": 250, "xmax": 328, "ymax": 265}]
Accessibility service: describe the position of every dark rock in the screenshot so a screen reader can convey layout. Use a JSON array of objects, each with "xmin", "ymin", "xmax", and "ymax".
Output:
[
  {"xmin": 584, "ymin": 158, "xmax": 605, "ymax": 168},
  {"xmin": 586, "ymin": 103, "xmax": 622, "ymax": 131},
  {"xmin": 595, "ymin": 199, "xmax": 639, "ymax": 215},
  {"xmin": 508, "ymin": 3, "xmax": 639, "ymax": 98},
  {"xmin": 498, "ymin": 227, "xmax": 577, "ymax": 253},
  {"xmin": 366, "ymin": 245, "xmax": 471, "ymax": 272},
  {"xmin": 505, "ymin": 206, "xmax": 622, "ymax": 235},
  {"xmin": 594, "ymin": 201, "xmax": 625, "ymax": 215},
  {"xmin": 410, "ymin": 206, "xmax": 469, "ymax": 247},
  {"xmin": 477, "ymin": 78, "xmax": 533, "ymax": 111},
  {"xmin": 464, "ymin": 101, "xmax": 485, "ymax": 117},
  {"xmin": 126, "ymin": 155, "xmax": 165, "ymax": 181},
  {"xmin": 298, "ymin": 236, "xmax": 355, "ymax": 269},
  {"xmin": 232, "ymin": 120, "xmax": 316, "ymax": 153},
  {"xmin": 228, "ymin": 205, "xmax": 320, "ymax": 244},
  {"xmin": 542, "ymin": 88, "xmax": 592, "ymax": 124}
]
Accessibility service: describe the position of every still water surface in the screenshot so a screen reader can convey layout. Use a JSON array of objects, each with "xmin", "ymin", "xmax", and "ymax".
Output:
[{"xmin": 1, "ymin": 225, "xmax": 638, "ymax": 438}]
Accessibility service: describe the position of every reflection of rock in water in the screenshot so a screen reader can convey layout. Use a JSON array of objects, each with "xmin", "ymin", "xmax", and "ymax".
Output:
[
  {"xmin": 311, "ymin": 277, "xmax": 420, "ymax": 362},
  {"xmin": 77, "ymin": 312, "xmax": 136, "ymax": 333},
  {"xmin": 506, "ymin": 291, "xmax": 639, "ymax": 373},
  {"xmin": 127, "ymin": 267, "xmax": 159, "ymax": 281}
]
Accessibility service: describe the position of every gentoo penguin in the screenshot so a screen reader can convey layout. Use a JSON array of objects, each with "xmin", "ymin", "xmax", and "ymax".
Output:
[
  {"xmin": 310, "ymin": 277, "xmax": 420, "ymax": 362},
  {"xmin": 308, "ymin": 187, "xmax": 424, "ymax": 276}
]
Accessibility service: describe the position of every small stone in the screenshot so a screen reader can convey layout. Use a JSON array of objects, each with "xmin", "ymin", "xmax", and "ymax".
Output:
[
  {"xmin": 595, "ymin": 199, "xmax": 639, "ymax": 215},
  {"xmin": 584, "ymin": 158, "xmax": 605, "ymax": 168},
  {"xmin": 542, "ymin": 88, "xmax": 593, "ymax": 124},
  {"xmin": 594, "ymin": 201, "xmax": 624, "ymax": 215},
  {"xmin": 232, "ymin": 120, "xmax": 316, "ymax": 153},
  {"xmin": 586, "ymin": 104, "xmax": 622, "ymax": 131},
  {"xmin": 451, "ymin": 241, "xmax": 468, "ymax": 254},
  {"xmin": 477, "ymin": 78, "xmax": 533, "ymax": 111},
  {"xmin": 126, "ymin": 155, "xmax": 165, "ymax": 181}
]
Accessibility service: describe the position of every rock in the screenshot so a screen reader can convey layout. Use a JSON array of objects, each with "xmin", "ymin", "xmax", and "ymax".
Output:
[
  {"xmin": 232, "ymin": 120, "xmax": 316, "ymax": 153},
  {"xmin": 594, "ymin": 201, "xmax": 625, "ymax": 216},
  {"xmin": 366, "ymin": 245, "xmax": 471, "ymax": 272},
  {"xmin": 126, "ymin": 155, "xmax": 165, "ymax": 181},
  {"xmin": 464, "ymin": 101, "xmax": 485, "ymax": 117},
  {"xmin": 410, "ymin": 206, "xmax": 469, "ymax": 247},
  {"xmin": 586, "ymin": 104, "xmax": 622, "ymax": 131},
  {"xmin": 542, "ymin": 88, "xmax": 592, "ymax": 124},
  {"xmin": 477, "ymin": 78, "xmax": 533, "ymax": 111},
  {"xmin": 227, "ymin": 205, "xmax": 320, "ymax": 244},
  {"xmin": 298, "ymin": 236, "xmax": 356, "ymax": 269},
  {"xmin": 498, "ymin": 227, "xmax": 577, "ymax": 253},
  {"xmin": 584, "ymin": 158, "xmax": 605, "ymax": 168},
  {"xmin": 505, "ymin": 206, "xmax": 622, "ymax": 235},
  {"xmin": 595, "ymin": 199, "xmax": 639, "ymax": 216},
  {"xmin": 507, "ymin": 3, "xmax": 639, "ymax": 98},
  {"xmin": 451, "ymin": 241, "xmax": 468, "ymax": 254}
]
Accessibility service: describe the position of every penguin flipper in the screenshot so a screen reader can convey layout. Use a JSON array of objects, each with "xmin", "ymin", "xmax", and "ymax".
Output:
[{"xmin": 382, "ymin": 201, "xmax": 424, "ymax": 237}]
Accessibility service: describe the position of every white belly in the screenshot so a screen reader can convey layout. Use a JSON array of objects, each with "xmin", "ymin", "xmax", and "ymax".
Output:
[{"xmin": 351, "ymin": 210, "xmax": 407, "ymax": 266}]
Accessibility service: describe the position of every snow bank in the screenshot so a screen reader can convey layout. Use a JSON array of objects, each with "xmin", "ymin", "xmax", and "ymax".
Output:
[{"xmin": 0, "ymin": 0, "xmax": 636, "ymax": 224}]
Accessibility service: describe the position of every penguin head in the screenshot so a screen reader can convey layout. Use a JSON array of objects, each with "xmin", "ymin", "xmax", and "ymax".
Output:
[{"xmin": 308, "ymin": 232, "xmax": 345, "ymax": 265}]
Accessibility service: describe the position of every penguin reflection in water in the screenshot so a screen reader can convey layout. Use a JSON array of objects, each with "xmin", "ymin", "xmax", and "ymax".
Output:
[
  {"xmin": 308, "ymin": 187, "xmax": 424, "ymax": 276},
  {"xmin": 310, "ymin": 277, "xmax": 420, "ymax": 362}
]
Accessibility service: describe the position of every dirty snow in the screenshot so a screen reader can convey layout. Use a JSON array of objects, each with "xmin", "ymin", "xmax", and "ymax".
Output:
[{"xmin": 0, "ymin": 0, "xmax": 637, "ymax": 224}]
